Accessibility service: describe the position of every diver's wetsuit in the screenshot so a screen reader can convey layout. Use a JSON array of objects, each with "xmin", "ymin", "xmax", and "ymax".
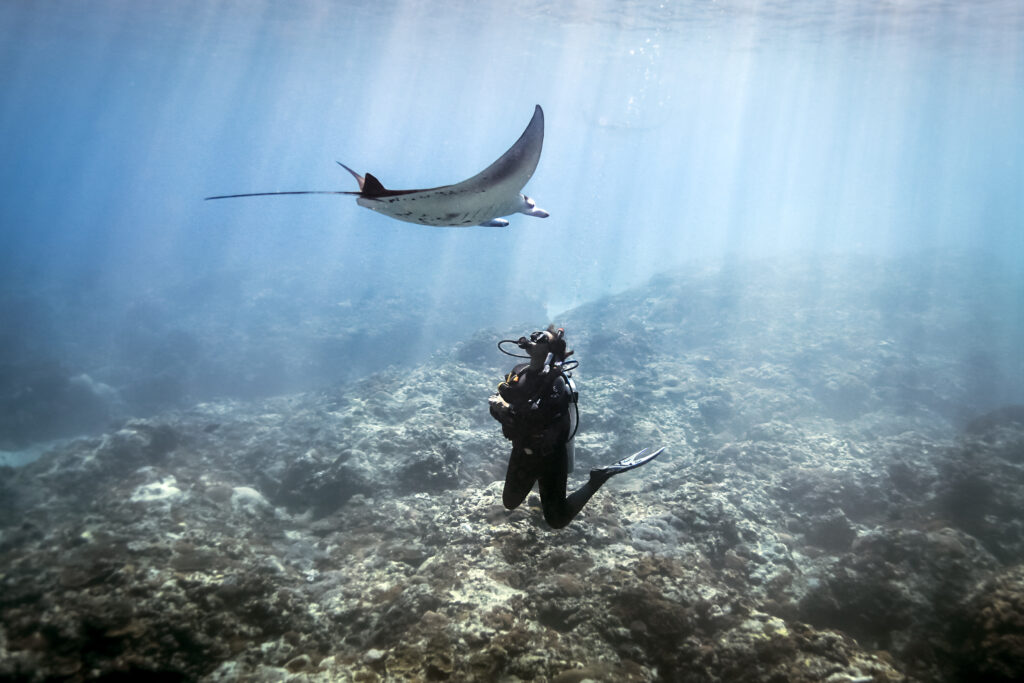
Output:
[
  {"xmin": 491, "ymin": 346, "xmax": 606, "ymax": 529},
  {"xmin": 491, "ymin": 328, "xmax": 664, "ymax": 529}
]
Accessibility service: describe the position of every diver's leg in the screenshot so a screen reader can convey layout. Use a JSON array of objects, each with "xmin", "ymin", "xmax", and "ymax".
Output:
[
  {"xmin": 539, "ymin": 443, "xmax": 606, "ymax": 529},
  {"xmin": 503, "ymin": 444, "xmax": 539, "ymax": 509},
  {"xmin": 539, "ymin": 446, "xmax": 667, "ymax": 527}
]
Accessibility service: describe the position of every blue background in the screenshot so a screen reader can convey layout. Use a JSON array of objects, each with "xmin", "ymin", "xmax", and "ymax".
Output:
[{"xmin": 1, "ymin": 0, "xmax": 1022, "ymax": 428}]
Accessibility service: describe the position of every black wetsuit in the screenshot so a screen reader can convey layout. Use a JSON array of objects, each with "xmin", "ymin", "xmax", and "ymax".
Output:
[{"xmin": 491, "ymin": 362, "xmax": 604, "ymax": 529}]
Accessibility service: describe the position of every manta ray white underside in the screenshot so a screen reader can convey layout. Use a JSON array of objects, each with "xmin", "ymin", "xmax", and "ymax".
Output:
[{"xmin": 207, "ymin": 105, "xmax": 548, "ymax": 228}]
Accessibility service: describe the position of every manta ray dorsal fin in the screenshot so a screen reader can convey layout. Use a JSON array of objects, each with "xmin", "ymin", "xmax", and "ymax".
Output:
[
  {"xmin": 362, "ymin": 173, "xmax": 388, "ymax": 197},
  {"xmin": 452, "ymin": 104, "xmax": 544, "ymax": 197},
  {"xmin": 337, "ymin": 163, "xmax": 402, "ymax": 197}
]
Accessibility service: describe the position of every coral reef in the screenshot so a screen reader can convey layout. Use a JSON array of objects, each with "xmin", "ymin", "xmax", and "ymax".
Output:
[{"xmin": 1, "ymin": 253, "xmax": 1022, "ymax": 681}]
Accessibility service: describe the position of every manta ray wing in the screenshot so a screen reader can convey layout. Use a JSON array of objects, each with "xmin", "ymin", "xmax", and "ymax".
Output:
[{"xmin": 447, "ymin": 103, "xmax": 544, "ymax": 200}]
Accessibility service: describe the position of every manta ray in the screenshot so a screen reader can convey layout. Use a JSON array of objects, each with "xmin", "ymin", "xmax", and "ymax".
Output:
[{"xmin": 206, "ymin": 105, "xmax": 548, "ymax": 228}]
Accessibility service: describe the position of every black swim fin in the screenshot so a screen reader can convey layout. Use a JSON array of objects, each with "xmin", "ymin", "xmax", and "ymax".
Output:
[{"xmin": 590, "ymin": 447, "xmax": 665, "ymax": 485}]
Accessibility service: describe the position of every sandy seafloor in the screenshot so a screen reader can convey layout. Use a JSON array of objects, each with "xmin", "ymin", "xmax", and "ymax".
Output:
[{"xmin": 1, "ymin": 252, "xmax": 1023, "ymax": 682}]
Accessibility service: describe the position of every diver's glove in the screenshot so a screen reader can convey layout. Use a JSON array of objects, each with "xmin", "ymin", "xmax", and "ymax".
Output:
[
  {"xmin": 490, "ymin": 394, "xmax": 528, "ymax": 441},
  {"xmin": 489, "ymin": 394, "xmax": 511, "ymax": 423}
]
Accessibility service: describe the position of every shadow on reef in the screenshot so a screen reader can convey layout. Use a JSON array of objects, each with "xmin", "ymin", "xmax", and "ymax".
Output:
[
  {"xmin": 1, "ymin": 253, "xmax": 1023, "ymax": 681},
  {"xmin": 0, "ymin": 266, "xmax": 546, "ymax": 451},
  {"xmin": 0, "ymin": 360, "xmax": 122, "ymax": 451}
]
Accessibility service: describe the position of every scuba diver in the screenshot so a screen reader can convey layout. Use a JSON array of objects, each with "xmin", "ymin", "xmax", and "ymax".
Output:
[{"xmin": 488, "ymin": 326, "xmax": 664, "ymax": 528}]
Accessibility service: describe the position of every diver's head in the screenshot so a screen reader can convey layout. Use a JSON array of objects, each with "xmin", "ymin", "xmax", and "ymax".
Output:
[{"xmin": 519, "ymin": 326, "xmax": 569, "ymax": 370}]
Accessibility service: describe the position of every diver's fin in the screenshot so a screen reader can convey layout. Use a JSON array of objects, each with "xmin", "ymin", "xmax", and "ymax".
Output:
[
  {"xmin": 479, "ymin": 218, "xmax": 510, "ymax": 227},
  {"xmin": 591, "ymin": 447, "xmax": 665, "ymax": 479}
]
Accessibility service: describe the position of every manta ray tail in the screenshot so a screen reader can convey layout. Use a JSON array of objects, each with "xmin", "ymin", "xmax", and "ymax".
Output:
[
  {"xmin": 205, "ymin": 190, "xmax": 357, "ymax": 200},
  {"xmin": 204, "ymin": 162, "xmax": 377, "ymax": 201}
]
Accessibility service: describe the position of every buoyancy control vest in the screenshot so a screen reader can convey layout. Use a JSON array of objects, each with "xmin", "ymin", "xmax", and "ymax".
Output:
[{"xmin": 494, "ymin": 361, "xmax": 579, "ymax": 471}]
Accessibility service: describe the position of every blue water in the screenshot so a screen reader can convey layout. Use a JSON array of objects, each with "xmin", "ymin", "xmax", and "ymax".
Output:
[{"xmin": 1, "ymin": 1, "xmax": 1023, "ymax": 441}]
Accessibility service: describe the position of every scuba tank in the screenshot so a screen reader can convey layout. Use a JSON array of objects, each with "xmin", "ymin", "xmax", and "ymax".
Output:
[{"xmin": 565, "ymin": 373, "xmax": 578, "ymax": 473}]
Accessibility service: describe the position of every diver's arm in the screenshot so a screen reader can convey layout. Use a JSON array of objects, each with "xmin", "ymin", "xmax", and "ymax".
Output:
[{"xmin": 489, "ymin": 393, "xmax": 510, "ymax": 421}]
